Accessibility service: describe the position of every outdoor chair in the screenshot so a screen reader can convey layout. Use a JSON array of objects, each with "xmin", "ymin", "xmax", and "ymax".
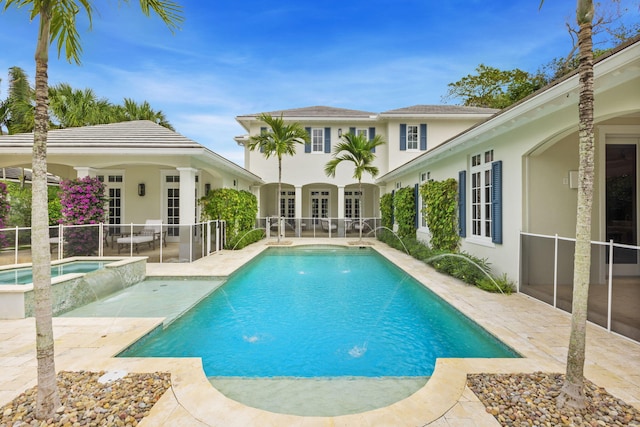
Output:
[
  {"xmin": 117, "ymin": 219, "xmax": 167, "ymax": 253},
  {"xmin": 320, "ymin": 218, "xmax": 337, "ymax": 232}
]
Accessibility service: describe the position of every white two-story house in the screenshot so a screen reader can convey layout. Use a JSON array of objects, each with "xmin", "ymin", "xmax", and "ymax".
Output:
[{"xmin": 234, "ymin": 105, "xmax": 496, "ymax": 235}]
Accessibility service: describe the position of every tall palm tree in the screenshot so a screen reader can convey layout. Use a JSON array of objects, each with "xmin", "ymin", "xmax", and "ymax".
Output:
[
  {"xmin": 247, "ymin": 113, "xmax": 309, "ymax": 243},
  {"xmin": 0, "ymin": 0, "xmax": 183, "ymax": 419},
  {"xmin": 555, "ymin": 0, "xmax": 596, "ymax": 410},
  {"xmin": 324, "ymin": 131, "xmax": 386, "ymax": 241}
]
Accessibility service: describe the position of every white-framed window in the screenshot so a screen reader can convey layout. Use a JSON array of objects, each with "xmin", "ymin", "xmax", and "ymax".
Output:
[
  {"xmin": 356, "ymin": 128, "xmax": 368, "ymax": 139},
  {"xmin": 471, "ymin": 150, "xmax": 494, "ymax": 239},
  {"xmin": 344, "ymin": 190, "xmax": 362, "ymax": 219},
  {"xmin": 312, "ymin": 128, "xmax": 324, "ymax": 153},
  {"xmin": 407, "ymin": 125, "xmax": 419, "ymax": 150}
]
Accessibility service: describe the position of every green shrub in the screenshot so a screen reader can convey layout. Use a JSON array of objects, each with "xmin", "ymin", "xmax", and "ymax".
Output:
[
  {"xmin": 200, "ymin": 188, "xmax": 262, "ymax": 249},
  {"xmin": 393, "ymin": 187, "xmax": 415, "ymax": 239}
]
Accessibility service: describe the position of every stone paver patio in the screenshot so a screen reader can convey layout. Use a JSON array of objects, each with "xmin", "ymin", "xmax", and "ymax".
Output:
[{"xmin": 1, "ymin": 238, "xmax": 639, "ymax": 426}]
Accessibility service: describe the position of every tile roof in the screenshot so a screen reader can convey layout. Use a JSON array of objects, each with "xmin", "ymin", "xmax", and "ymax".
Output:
[
  {"xmin": 381, "ymin": 105, "xmax": 499, "ymax": 115},
  {"xmin": 240, "ymin": 106, "xmax": 378, "ymax": 118},
  {"xmin": 0, "ymin": 120, "xmax": 200, "ymax": 148}
]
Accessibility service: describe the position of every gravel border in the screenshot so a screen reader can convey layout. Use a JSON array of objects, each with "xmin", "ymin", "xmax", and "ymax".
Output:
[
  {"xmin": 0, "ymin": 371, "xmax": 170, "ymax": 427},
  {"xmin": 468, "ymin": 372, "xmax": 640, "ymax": 426}
]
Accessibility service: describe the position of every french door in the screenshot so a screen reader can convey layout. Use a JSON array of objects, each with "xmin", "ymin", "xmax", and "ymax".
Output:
[{"xmin": 606, "ymin": 138, "xmax": 639, "ymax": 275}]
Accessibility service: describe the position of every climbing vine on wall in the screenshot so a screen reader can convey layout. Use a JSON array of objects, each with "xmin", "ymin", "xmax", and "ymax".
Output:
[
  {"xmin": 394, "ymin": 187, "xmax": 416, "ymax": 239},
  {"xmin": 199, "ymin": 188, "xmax": 262, "ymax": 249},
  {"xmin": 380, "ymin": 192, "xmax": 394, "ymax": 230},
  {"xmin": 421, "ymin": 178, "xmax": 460, "ymax": 252}
]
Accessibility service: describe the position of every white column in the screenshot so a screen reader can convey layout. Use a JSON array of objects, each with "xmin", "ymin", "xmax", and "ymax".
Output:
[
  {"xmin": 337, "ymin": 185, "xmax": 345, "ymax": 219},
  {"xmin": 295, "ymin": 185, "xmax": 303, "ymax": 236},
  {"xmin": 74, "ymin": 167, "xmax": 97, "ymax": 178},
  {"xmin": 177, "ymin": 167, "xmax": 198, "ymax": 261},
  {"xmin": 177, "ymin": 168, "xmax": 198, "ymax": 226}
]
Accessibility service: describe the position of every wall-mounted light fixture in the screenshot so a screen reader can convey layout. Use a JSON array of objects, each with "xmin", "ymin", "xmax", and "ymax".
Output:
[
  {"xmin": 138, "ymin": 183, "xmax": 146, "ymax": 197},
  {"xmin": 338, "ymin": 128, "xmax": 342, "ymax": 137},
  {"xmin": 205, "ymin": 183, "xmax": 211, "ymax": 195}
]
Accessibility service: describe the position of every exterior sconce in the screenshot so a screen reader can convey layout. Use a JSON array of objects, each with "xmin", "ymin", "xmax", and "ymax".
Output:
[
  {"xmin": 138, "ymin": 183, "xmax": 146, "ymax": 197},
  {"xmin": 338, "ymin": 128, "xmax": 342, "ymax": 137},
  {"xmin": 205, "ymin": 183, "xmax": 211, "ymax": 195}
]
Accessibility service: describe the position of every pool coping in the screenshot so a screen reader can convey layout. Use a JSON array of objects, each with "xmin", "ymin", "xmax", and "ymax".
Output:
[{"xmin": 1, "ymin": 238, "xmax": 639, "ymax": 426}]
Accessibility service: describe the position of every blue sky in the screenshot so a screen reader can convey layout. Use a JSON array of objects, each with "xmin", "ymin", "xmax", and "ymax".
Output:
[{"xmin": 1, "ymin": 1, "xmax": 638, "ymax": 165}]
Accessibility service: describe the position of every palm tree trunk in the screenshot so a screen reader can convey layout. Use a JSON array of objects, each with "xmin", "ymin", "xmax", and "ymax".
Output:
[
  {"xmin": 557, "ymin": 0, "xmax": 595, "ymax": 410},
  {"xmin": 33, "ymin": 9, "xmax": 60, "ymax": 419},
  {"xmin": 277, "ymin": 156, "xmax": 282, "ymax": 243},
  {"xmin": 358, "ymin": 180, "xmax": 363, "ymax": 242}
]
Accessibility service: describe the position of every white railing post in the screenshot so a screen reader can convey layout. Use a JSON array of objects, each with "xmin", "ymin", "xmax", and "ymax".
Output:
[
  {"xmin": 189, "ymin": 224, "xmax": 193, "ymax": 262},
  {"xmin": 129, "ymin": 223, "xmax": 134, "ymax": 257},
  {"xmin": 553, "ymin": 234, "xmax": 558, "ymax": 308},
  {"xmin": 98, "ymin": 223, "xmax": 104, "ymax": 257},
  {"xmin": 14, "ymin": 226, "xmax": 18, "ymax": 265},
  {"xmin": 607, "ymin": 239, "xmax": 614, "ymax": 332}
]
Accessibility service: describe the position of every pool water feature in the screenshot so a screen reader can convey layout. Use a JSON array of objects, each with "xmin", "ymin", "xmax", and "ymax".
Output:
[
  {"xmin": 120, "ymin": 246, "xmax": 518, "ymax": 415},
  {"xmin": 0, "ymin": 260, "xmax": 114, "ymax": 285},
  {"xmin": 0, "ymin": 257, "xmax": 145, "ymax": 319}
]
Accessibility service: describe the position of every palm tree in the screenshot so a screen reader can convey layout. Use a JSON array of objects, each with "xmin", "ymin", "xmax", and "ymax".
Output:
[
  {"xmin": 0, "ymin": 0, "xmax": 183, "ymax": 419},
  {"xmin": 115, "ymin": 97, "xmax": 174, "ymax": 130},
  {"xmin": 324, "ymin": 131, "xmax": 386, "ymax": 241},
  {"xmin": 555, "ymin": 0, "xmax": 596, "ymax": 410},
  {"xmin": 247, "ymin": 113, "xmax": 309, "ymax": 243},
  {"xmin": 1, "ymin": 66, "xmax": 35, "ymax": 134},
  {"xmin": 49, "ymin": 83, "xmax": 115, "ymax": 128}
]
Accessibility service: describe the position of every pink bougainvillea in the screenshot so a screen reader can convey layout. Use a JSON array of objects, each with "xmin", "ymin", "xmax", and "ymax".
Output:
[{"xmin": 59, "ymin": 176, "xmax": 107, "ymax": 255}]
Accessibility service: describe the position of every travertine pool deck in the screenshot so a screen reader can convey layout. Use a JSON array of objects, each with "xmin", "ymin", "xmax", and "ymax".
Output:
[{"xmin": 1, "ymin": 238, "xmax": 639, "ymax": 426}]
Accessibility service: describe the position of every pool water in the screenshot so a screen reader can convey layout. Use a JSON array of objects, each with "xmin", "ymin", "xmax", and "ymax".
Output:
[
  {"xmin": 121, "ymin": 246, "xmax": 517, "ymax": 378},
  {"xmin": 0, "ymin": 260, "xmax": 114, "ymax": 285}
]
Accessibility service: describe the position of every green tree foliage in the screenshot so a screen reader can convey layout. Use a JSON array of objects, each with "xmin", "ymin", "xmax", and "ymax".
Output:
[
  {"xmin": 1, "ymin": 69, "xmax": 175, "ymax": 133},
  {"xmin": 421, "ymin": 179, "xmax": 460, "ymax": 252},
  {"xmin": 393, "ymin": 187, "xmax": 416, "ymax": 239},
  {"xmin": 200, "ymin": 188, "xmax": 261, "ymax": 249},
  {"xmin": 443, "ymin": 64, "xmax": 547, "ymax": 108},
  {"xmin": 0, "ymin": 182, "xmax": 9, "ymax": 247},
  {"xmin": 0, "ymin": 66, "xmax": 35, "ymax": 134}
]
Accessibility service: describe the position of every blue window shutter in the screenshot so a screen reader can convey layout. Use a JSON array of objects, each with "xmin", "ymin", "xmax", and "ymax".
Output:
[
  {"xmin": 349, "ymin": 127, "xmax": 356, "ymax": 135},
  {"xmin": 259, "ymin": 127, "xmax": 266, "ymax": 153},
  {"xmin": 400, "ymin": 124, "xmax": 407, "ymax": 151},
  {"xmin": 304, "ymin": 127, "xmax": 311, "ymax": 153},
  {"xmin": 491, "ymin": 160, "xmax": 503, "ymax": 244},
  {"xmin": 420, "ymin": 123, "xmax": 427, "ymax": 151},
  {"xmin": 458, "ymin": 170, "xmax": 466, "ymax": 237},
  {"xmin": 414, "ymin": 183, "xmax": 420, "ymax": 229},
  {"xmin": 369, "ymin": 127, "xmax": 376, "ymax": 153},
  {"xmin": 324, "ymin": 127, "xmax": 331, "ymax": 153}
]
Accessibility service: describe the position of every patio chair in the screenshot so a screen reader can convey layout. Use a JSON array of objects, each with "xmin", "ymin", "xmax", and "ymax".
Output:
[
  {"xmin": 320, "ymin": 218, "xmax": 337, "ymax": 232},
  {"xmin": 117, "ymin": 219, "xmax": 167, "ymax": 253}
]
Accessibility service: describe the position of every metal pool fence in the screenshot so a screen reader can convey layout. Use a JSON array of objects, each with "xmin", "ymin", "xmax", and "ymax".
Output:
[
  {"xmin": 0, "ymin": 220, "xmax": 226, "ymax": 265},
  {"xmin": 520, "ymin": 232, "xmax": 640, "ymax": 342}
]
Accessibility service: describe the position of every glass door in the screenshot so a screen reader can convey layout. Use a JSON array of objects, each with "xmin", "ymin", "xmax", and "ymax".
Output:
[{"xmin": 606, "ymin": 141, "xmax": 638, "ymax": 273}]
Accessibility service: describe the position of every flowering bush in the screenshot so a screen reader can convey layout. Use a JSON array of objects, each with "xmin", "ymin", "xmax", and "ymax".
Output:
[
  {"xmin": 59, "ymin": 176, "xmax": 107, "ymax": 255},
  {"xmin": 0, "ymin": 182, "xmax": 9, "ymax": 248}
]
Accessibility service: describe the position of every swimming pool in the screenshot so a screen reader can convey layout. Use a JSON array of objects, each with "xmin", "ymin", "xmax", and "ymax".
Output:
[
  {"xmin": 0, "ymin": 260, "xmax": 114, "ymax": 285},
  {"xmin": 120, "ymin": 246, "xmax": 517, "ymax": 378}
]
